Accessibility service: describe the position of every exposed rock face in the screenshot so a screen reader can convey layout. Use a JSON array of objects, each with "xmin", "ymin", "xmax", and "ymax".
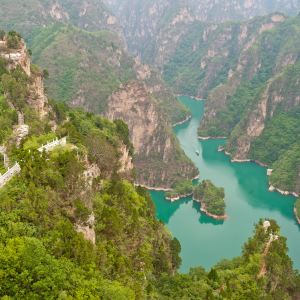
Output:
[
  {"xmin": 199, "ymin": 14, "xmax": 287, "ymax": 132},
  {"xmin": 199, "ymin": 15, "xmax": 298, "ymax": 157},
  {"xmin": 106, "ymin": 82, "xmax": 197, "ymax": 188},
  {"xmin": 162, "ymin": 13, "xmax": 286, "ymax": 98}
]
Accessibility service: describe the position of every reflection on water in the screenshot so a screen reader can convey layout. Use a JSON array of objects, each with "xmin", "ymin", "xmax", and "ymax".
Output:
[{"xmin": 150, "ymin": 96, "xmax": 300, "ymax": 273}]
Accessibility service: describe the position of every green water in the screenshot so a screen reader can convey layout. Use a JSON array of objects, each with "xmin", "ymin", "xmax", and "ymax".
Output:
[{"xmin": 150, "ymin": 96, "xmax": 300, "ymax": 273}]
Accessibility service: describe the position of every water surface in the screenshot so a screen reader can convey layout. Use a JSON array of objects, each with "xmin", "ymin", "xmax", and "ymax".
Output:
[{"xmin": 151, "ymin": 96, "xmax": 300, "ymax": 273}]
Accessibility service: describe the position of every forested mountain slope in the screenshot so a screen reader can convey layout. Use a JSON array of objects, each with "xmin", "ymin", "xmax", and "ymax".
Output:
[{"xmin": 0, "ymin": 0, "xmax": 197, "ymax": 188}]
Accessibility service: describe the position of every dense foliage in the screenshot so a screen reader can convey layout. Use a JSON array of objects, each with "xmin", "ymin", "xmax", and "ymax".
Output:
[{"xmin": 193, "ymin": 180, "xmax": 226, "ymax": 216}]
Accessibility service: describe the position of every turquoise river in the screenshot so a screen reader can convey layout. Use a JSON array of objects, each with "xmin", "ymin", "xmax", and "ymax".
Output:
[{"xmin": 150, "ymin": 96, "xmax": 300, "ymax": 273}]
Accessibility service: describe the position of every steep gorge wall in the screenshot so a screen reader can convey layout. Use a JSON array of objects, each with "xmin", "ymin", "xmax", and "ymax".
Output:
[{"xmin": 106, "ymin": 82, "xmax": 197, "ymax": 188}]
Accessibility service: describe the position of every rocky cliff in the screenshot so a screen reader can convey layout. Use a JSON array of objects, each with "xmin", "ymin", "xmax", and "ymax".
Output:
[{"xmin": 106, "ymin": 82, "xmax": 197, "ymax": 188}]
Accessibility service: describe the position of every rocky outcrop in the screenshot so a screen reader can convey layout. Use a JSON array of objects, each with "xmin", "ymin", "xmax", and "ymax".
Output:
[
  {"xmin": 118, "ymin": 144, "xmax": 133, "ymax": 174},
  {"xmin": 106, "ymin": 81, "xmax": 197, "ymax": 188},
  {"xmin": 0, "ymin": 40, "xmax": 31, "ymax": 76},
  {"xmin": 28, "ymin": 73, "xmax": 50, "ymax": 119}
]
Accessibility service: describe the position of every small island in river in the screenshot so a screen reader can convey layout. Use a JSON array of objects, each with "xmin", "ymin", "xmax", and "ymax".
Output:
[
  {"xmin": 193, "ymin": 180, "xmax": 227, "ymax": 220},
  {"xmin": 295, "ymin": 199, "xmax": 300, "ymax": 225}
]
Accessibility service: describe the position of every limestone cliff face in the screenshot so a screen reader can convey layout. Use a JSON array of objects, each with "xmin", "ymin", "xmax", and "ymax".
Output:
[
  {"xmin": 198, "ymin": 14, "xmax": 298, "ymax": 160},
  {"xmin": 134, "ymin": 58, "xmax": 189, "ymax": 124},
  {"xmin": 106, "ymin": 82, "xmax": 197, "ymax": 188},
  {"xmin": 0, "ymin": 0, "xmax": 196, "ymax": 189}
]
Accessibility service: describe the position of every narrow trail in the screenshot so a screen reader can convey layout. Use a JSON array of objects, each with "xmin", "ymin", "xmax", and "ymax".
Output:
[{"xmin": 258, "ymin": 233, "xmax": 279, "ymax": 278}]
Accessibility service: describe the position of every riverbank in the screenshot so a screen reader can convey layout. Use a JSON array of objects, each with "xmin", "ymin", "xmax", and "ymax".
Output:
[
  {"xmin": 172, "ymin": 115, "xmax": 192, "ymax": 127},
  {"xmin": 177, "ymin": 94, "xmax": 204, "ymax": 101},
  {"xmin": 198, "ymin": 136, "xmax": 226, "ymax": 140},
  {"xmin": 216, "ymin": 146, "xmax": 299, "ymax": 198},
  {"xmin": 294, "ymin": 207, "xmax": 300, "ymax": 225},
  {"xmin": 135, "ymin": 183, "xmax": 172, "ymax": 192},
  {"xmin": 166, "ymin": 193, "xmax": 193, "ymax": 202}
]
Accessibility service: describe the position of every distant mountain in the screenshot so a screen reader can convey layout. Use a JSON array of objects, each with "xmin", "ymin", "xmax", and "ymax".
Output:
[
  {"xmin": 0, "ymin": 0, "xmax": 122, "ymax": 35},
  {"xmin": 103, "ymin": 0, "xmax": 300, "ymax": 61}
]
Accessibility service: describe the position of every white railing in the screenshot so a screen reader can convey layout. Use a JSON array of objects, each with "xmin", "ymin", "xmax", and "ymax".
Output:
[
  {"xmin": 38, "ymin": 137, "xmax": 67, "ymax": 153},
  {"xmin": 0, "ymin": 163, "xmax": 21, "ymax": 188}
]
